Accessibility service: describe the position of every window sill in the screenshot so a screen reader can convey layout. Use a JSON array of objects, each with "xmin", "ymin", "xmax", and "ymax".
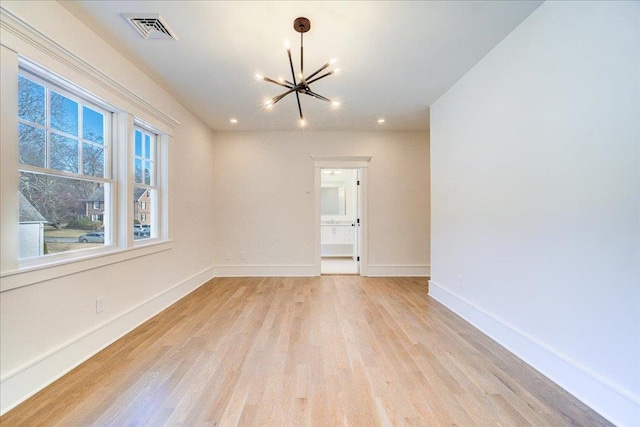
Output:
[{"xmin": 0, "ymin": 240, "xmax": 173, "ymax": 292}]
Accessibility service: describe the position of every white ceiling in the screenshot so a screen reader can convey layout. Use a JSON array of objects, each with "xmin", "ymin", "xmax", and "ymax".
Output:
[{"xmin": 61, "ymin": 1, "xmax": 542, "ymax": 132}]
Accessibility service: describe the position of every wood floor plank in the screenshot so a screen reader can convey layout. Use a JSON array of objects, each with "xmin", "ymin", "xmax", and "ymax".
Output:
[{"xmin": 1, "ymin": 276, "xmax": 611, "ymax": 426}]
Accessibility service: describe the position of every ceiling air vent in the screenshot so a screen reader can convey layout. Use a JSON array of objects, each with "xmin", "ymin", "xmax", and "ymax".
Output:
[{"xmin": 122, "ymin": 14, "xmax": 178, "ymax": 40}]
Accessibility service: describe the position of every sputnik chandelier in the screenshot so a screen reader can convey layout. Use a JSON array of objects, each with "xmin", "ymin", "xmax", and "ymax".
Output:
[{"xmin": 256, "ymin": 17, "xmax": 340, "ymax": 127}]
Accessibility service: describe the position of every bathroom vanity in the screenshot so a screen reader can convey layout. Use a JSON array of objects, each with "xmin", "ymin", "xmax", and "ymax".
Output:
[{"xmin": 321, "ymin": 221, "xmax": 355, "ymax": 257}]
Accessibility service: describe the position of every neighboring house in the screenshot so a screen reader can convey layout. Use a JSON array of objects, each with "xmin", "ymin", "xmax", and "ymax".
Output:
[
  {"xmin": 134, "ymin": 188, "xmax": 151, "ymax": 225},
  {"xmin": 18, "ymin": 191, "xmax": 48, "ymax": 259},
  {"xmin": 84, "ymin": 187, "xmax": 104, "ymax": 222},
  {"xmin": 84, "ymin": 187, "xmax": 151, "ymax": 225}
]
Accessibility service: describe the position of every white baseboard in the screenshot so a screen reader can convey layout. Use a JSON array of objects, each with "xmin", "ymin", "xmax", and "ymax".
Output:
[
  {"xmin": 367, "ymin": 264, "xmax": 430, "ymax": 277},
  {"xmin": 212, "ymin": 264, "xmax": 431, "ymax": 278},
  {"xmin": 428, "ymin": 280, "xmax": 640, "ymax": 427},
  {"xmin": 212, "ymin": 264, "xmax": 316, "ymax": 277},
  {"xmin": 0, "ymin": 266, "xmax": 215, "ymax": 415}
]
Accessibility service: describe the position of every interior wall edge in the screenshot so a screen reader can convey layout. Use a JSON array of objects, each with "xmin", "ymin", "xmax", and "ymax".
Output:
[
  {"xmin": 0, "ymin": 266, "xmax": 215, "ymax": 415},
  {"xmin": 428, "ymin": 280, "xmax": 640, "ymax": 427}
]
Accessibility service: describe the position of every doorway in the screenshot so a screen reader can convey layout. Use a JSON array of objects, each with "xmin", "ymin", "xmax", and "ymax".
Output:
[
  {"xmin": 320, "ymin": 169, "xmax": 359, "ymax": 274},
  {"xmin": 312, "ymin": 156, "xmax": 370, "ymax": 276}
]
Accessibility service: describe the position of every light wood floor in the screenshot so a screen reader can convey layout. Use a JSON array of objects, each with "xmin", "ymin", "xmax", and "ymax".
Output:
[{"xmin": 1, "ymin": 276, "xmax": 610, "ymax": 426}]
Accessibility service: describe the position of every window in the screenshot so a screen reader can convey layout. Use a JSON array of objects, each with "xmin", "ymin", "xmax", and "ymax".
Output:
[
  {"xmin": 0, "ymin": 38, "xmax": 177, "ymax": 288},
  {"xmin": 18, "ymin": 70, "xmax": 112, "ymax": 258},
  {"xmin": 133, "ymin": 127, "xmax": 156, "ymax": 240},
  {"xmin": 7, "ymin": 63, "xmax": 169, "ymax": 276}
]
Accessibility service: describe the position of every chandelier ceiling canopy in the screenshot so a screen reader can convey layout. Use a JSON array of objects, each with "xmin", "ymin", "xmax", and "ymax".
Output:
[{"xmin": 256, "ymin": 17, "xmax": 340, "ymax": 127}]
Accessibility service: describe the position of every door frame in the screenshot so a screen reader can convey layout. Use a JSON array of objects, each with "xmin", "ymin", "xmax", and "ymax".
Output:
[{"xmin": 312, "ymin": 156, "xmax": 371, "ymax": 276}]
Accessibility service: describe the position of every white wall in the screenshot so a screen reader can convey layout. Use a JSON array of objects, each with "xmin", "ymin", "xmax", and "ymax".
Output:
[
  {"xmin": 210, "ymin": 131, "xmax": 430, "ymax": 277},
  {"xmin": 430, "ymin": 1, "xmax": 639, "ymax": 425},
  {"xmin": 0, "ymin": 1, "xmax": 216, "ymax": 413}
]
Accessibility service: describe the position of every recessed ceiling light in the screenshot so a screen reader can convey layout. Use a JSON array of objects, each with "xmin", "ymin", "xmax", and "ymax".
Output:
[
  {"xmin": 377, "ymin": 118, "xmax": 385, "ymax": 124},
  {"xmin": 230, "ymin": 118, "xmax": 238, "ymax": 124}
]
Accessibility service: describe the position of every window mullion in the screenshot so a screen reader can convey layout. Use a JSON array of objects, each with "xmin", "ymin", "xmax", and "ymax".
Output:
[{"xmin": 117, "ymin": 113, "xmax": 135, "ymax": 248}]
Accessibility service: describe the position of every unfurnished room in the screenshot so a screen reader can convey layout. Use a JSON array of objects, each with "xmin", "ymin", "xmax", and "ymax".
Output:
[{"xmin": 0, "ymin": 1, "xmax": 638, "ymax": 426}]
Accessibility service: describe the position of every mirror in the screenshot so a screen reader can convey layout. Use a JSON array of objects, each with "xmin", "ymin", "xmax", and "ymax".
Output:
[{"xmin": 321, "ymin": 187, "xmax": 346, "ymax": 215}]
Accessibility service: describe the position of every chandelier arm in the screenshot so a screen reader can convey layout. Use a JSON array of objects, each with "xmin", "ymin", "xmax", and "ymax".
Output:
[
  {"xmin": 306, "ymin": 62, "xmax": 330, "ymax": 81},
  {"xmin": 263, "ymin": 76, "xmax": 294, "ymax": 89},
  {"xmin": 270, "ymin": 81, "xmax": 307, "ymax": 105},
  {"xmin": 306, "ymin": 70, "xmax": 335, "ymax": 86},
  {"xmin": 294, "ymin": 91, "xmax": 304, "ymax": 120},
  {"xmin": 287, "ymin": 45, "xmax": 304, "ymax": 120},
  {"xmin": 287, "ymin": 48, "xmax": 298, "ymax": 86},
  {"xmin": 296, "ymin": 92, "xmax": 304, "ymax": 120},
  {"xmin": 271, "ymin": 88, "xmax": 297, "ymax": 105},
  {"xmin": 304, "ymin": 90, "xmax": 332, "ymax": 103}
]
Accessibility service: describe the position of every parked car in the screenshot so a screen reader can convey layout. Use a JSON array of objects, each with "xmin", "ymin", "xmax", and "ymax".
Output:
[
  {"xmin": 78, "ymin": 232, "xmax": 104, "ymax": 243},
  {"xmin": 133, "ymin": 230, "xmax": 150, "ymax": 239}
]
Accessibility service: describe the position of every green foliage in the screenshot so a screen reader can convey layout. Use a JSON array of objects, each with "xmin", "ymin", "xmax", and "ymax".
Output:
[{"xmin": 65, "ymin": 217, "xmax": 102, "ymax": 230}]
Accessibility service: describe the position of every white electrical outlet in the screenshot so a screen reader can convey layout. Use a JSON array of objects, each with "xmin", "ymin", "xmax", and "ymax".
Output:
[
  {"xmin": 96, "ymin": 296, "xmax": 105, "ymax": 313},
  {"xmin": 456, "ymin": 275, "xmax": 462, "ymax": 288}
]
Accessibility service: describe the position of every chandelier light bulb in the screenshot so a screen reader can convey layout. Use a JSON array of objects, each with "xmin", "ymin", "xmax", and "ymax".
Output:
[
  {"xmin": 284, "ymin": 39, "xmax": 290, "ymax": 49},
  {"xmin": 265, "ymin": 99, "xmax": 273, "ymax": 108},
  {"xmin": 330, "ymin": 58, "xmax": 337, "ymax": 65},
  {"xmin": 255, "ymin": 73, "xmax": 264, "ymax": 81},
  {"xmin": 334, "ymin": 68, "xmax": 341, "ymax": 74},
  {"xmin": 331, "ymin": 101, "xmax": 341, "ymax": 107},
  {"xmin": 299, "ymin": 119, "xmax": 306, "ymax": 127}
]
